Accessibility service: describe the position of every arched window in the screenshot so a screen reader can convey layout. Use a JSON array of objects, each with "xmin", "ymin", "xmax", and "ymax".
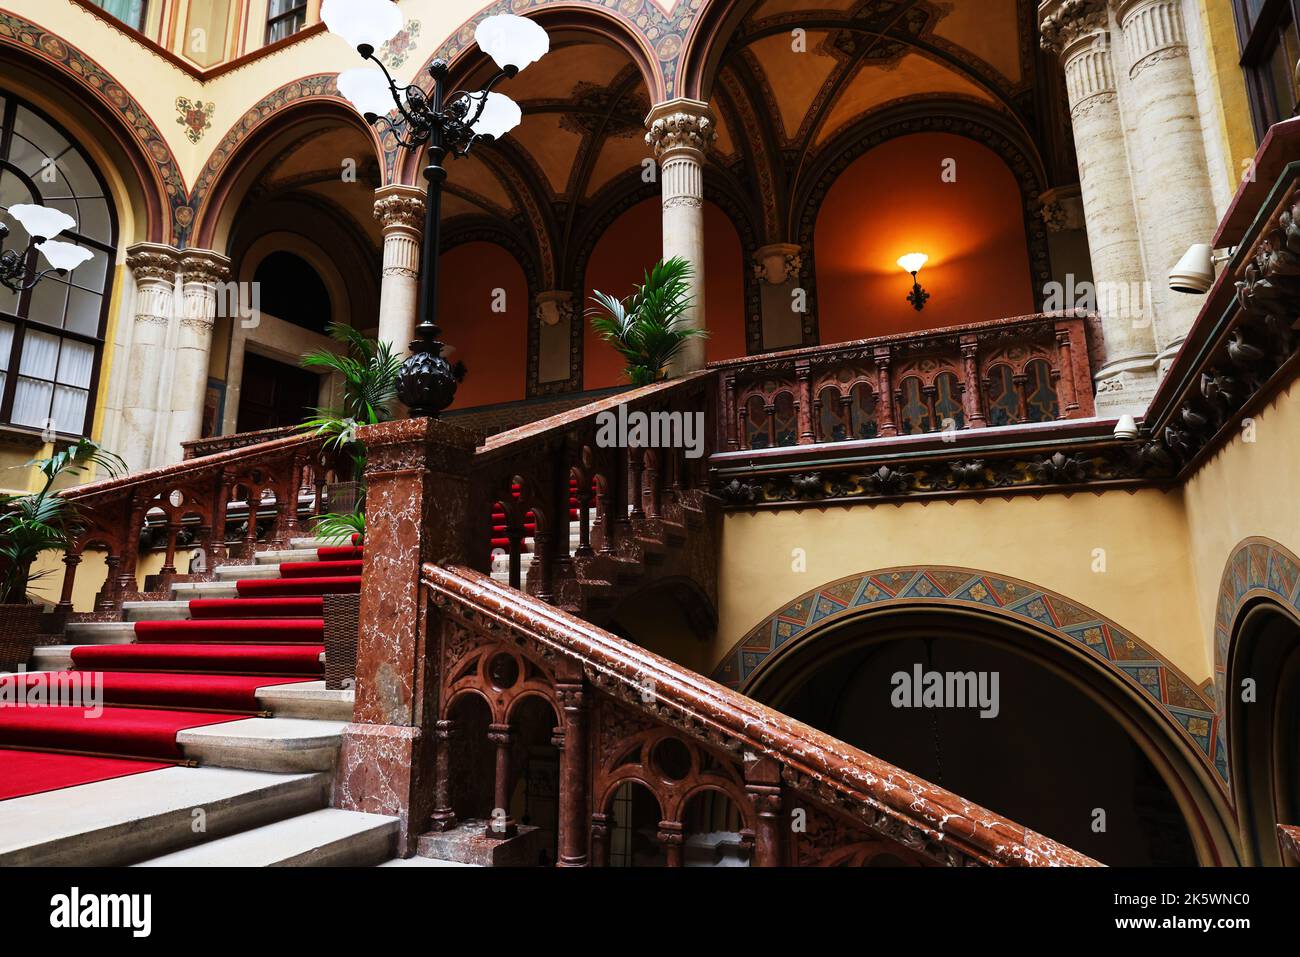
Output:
[
  {"xmin": 0, "ymin": 94, "xmax": 116, "ymax": 437},
  {"xmin": 252, "ymin": 251, "xmax": 332, "ymax": 334}
]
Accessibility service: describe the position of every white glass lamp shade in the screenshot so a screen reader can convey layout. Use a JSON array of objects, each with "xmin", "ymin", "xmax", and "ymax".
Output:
[
  {"xmin": 475, "ymin": 14, "xmax": 549, "ymax": 73},
  {"xmin": 470, "ymin": 92, "xmax": 522, "ymax": 140},
  {"xmin": 36, "ymin": 240, "xmax": 93, "ymax": 272},
  {"xmin": 338, "ymin": 67, "xmax": 397, "ymax": 119},
  {"xmin": 1169, "ymin": 243, "xmax": 1214, "ymax": 295},
  {"xmin": 321, "ymin": 0, "xmax": 403, "ymax": 52},
  {"xmin": 8, "ymin": 203, "xmax": 76, "ymax": 241},
  {"xmin": 897, "ymin": 253, "xmax": 929, "ymax": 275}
]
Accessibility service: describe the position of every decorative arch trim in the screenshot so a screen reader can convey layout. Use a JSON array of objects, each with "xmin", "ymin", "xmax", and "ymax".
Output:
[
  {"xmin": 715, "ymin": 565, "xmax": 1225, "ymax": 785},
  {"xmin": 0, "ymin": 11, "xmax": 181, "ymax": 243}
]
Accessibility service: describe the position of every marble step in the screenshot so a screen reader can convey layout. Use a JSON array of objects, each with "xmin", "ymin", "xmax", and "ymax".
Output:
[
  {"xmin": 177, "ymin": 717, "xmax": 348, "ymax": 772},
  {"xmin": 62, "ymin": 621, "xmax": 138, "ymax": 644},
  {"xmin": 134, "ymin": 808, "xmax": 396, "ymax": 867},
  {"xmin": 123, "ymin": 600, "xmax": 194, "ymax": 621},
  {"xmin": 0, "ymin": 767, "xmax": 329, "ymax": 867},
  {"xmin": 171, "ymin": 580, "xmax": 241, "ymax": 600},
  {"xmin": 378, "ymin": 855, "xmax": 477, "ymax": 867},
  {"xmin": 256, "ymin": 681, "xmax": 353, "ymax": 721},
  {"xmin": 255, "ymin": 548, "xmax": 335, "ymax": 565},
  {"xmin": 214, "ymin": 563, "xmax": 284, "ymax": 580}
]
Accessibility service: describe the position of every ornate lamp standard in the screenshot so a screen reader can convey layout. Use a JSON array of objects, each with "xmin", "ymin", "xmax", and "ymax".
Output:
[
  {"xmin": 0, "ymin": 204, "xmax": 93, "ymax": 292},
  {"xmin": 323, "ymin": 0, "xmax": 549, "ymax": 416}
]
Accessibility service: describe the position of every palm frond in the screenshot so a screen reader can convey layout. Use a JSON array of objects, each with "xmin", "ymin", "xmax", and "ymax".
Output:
[
  {"xmin": 587, "ymin": 256, "xmax": 707, "ymax": 384},
  {"xmin": 311, "ymin": 510, "xmax": 366, "ymax": 545}
]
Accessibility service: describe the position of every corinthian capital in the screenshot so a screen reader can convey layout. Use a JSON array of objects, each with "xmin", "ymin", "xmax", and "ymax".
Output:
[
  {"xmin": 126, "ymin": 242, "xmax": 180, "ymax": 284},
  {"xmin": 1039, "ymin": 0, "xmax": 1108, "ymax": 55},
  {"xmin": 373, "ymin": 184, "xmax": 427, "ymax": 233},
  {"xmin": 645, "ymin": 99, "xmax": 717, "ymax": 158},
  {"xmin": 180, "ymin": 248, "xmax": 232, "ymax": 286}
]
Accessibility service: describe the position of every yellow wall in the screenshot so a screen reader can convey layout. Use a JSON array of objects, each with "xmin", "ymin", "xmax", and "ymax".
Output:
[
  {"xmin": 713, "ymin": 486, "xmax": 1209, "ymax": 682},
  {"xmin": 26, "ymin": 547, "xmax": 194, "ymax": 611}
]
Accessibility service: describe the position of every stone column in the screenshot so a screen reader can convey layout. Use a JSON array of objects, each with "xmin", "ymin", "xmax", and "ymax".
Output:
[
  {"xmin": 1115, "ymin": 0, "xmax": 1220, "ymax": 363},
  {"xmin": 646, "ymin": 99, "xmax": 716, "ymax": 377},
  {"xmin": 374, "ymin": 184, "xmax": 426, "ymax": 355},
  {"xmin": 164, "ymin": 249, "xmax": 231, "ymax": 463},
  {"xmin": 122, "ymin": 243, "xmax": 180, "ymax": 471},
  {"xmin": 332, "ymin": 416, "xmax": 479, "ymax": 854},
  {"xmin": 555, "ymin": 678, "xmax": 589, "ymax": 867},
  {"xmin": 1040, "ymin": 0, "xmax": 1157, "ymax": 415}
]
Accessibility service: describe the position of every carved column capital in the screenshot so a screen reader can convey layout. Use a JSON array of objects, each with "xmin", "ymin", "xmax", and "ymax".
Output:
[
  {"xmin": 1116, "ymin": 0, "xmax": 1188, "ymax": 77},
  {"xmin": 373, "ymin": 184, "xmax": 427, "ymax": 234},
  {"xmin": 644, "ymin": 99, "xmax": 717, "ymax": 159},
  {"xmin": 1037, "ymin": 186, "xmax": 1086, "ymax": 233},
  {"xmin": 1039, "ymin": 0, "xmax": 1109, "ymax": 56},
  {"xmin": 179, "ymin": 248, "xmax": 232, "ymax": 286},
  {"xmin": 752, "ymin": 243, "xmax": 803, "ymax": 285},
  {"xmin": 126, "ymin": 242, "xmax": 180, "ymax": 285},
  {"xmin": 535, "ymin": 290, "xmax": 575, "ymax": 328}
]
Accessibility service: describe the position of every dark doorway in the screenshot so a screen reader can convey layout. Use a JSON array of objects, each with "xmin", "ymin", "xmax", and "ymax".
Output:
[
  {"xmin": 236, "ymin": 351, "xmax": 320, "ymax": 433},
  {"xmin": 252, "ymin": 251, "xmax": 332, "ymax": 334}
]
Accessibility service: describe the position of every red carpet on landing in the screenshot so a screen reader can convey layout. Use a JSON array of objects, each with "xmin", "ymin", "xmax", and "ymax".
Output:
[{"xmin": 0, "ymin": 545, "xmax": 360, "ymax": 800}]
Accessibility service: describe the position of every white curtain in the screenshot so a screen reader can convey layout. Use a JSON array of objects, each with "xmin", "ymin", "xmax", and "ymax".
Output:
[
  {"xmin": 0, "ymin": 321, "xmax": 11, "ymax": 403},
  {"xmin": 11, "ymin": 329, "xmax": 59, "ymax": 429}
]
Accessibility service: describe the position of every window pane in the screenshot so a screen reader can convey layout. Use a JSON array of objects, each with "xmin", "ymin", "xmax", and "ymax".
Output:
[
  {"xmin": 65, "ymin": 286, "xmax": 103, "ymax": 335},
  {"xmin": 0, "ymin": 283, "xmax": 17, "ymax": 318},
  {"xmin": 6, "ymin": 133, "xmax": 47, "ymax": 182},
  {"xmin": 11, "ymin": 376, "xmax": 53, "ymax": 428},
  {"xmin": 29, "ymin": 277, "xmax": 69, "ymax": 328},
  {"xmin": 18, "ymin": 328, "xmax": 59, "ymax": 378},
  {"xmin": 56, "ymin": 338, "xmax": 94, "ymax": 387},
  {"xmin": 73, "ymin": 198, "xmax": 111, "ymax": 244},
  {"xmin": 70, "ymin": 245, "xmax": 110, "ymax": 293},
  {"xmin": 14, "ymin": 108, "xmax": 70, "ymax": 164},
  {"xmin": 55, "ymin": 148, "xmax": 101, "ymax": 200},
  {"xmin": 52, "ymin": 384, "xmax": 88, "ymax": 434},
  {"xmin": 0, "ymin": 321, "xmax": 11, "ymax": 369}
]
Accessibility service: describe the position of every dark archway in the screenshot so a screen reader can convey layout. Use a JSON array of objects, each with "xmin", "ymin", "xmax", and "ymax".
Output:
[{"xmin": 1228, "ymin": 599, "xmax": 1300, "ymax": 866}]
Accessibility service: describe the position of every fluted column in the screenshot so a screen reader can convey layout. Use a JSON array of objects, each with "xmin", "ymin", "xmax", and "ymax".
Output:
[
  {"xmin": 122, "ymin": 243, "xmax": 180, "ymax": 471},
  {"xmin": 646, "ymin": 99, "xmax": 716, "ymax": 377},
  {"xmin": 164, "ymin": 249, "xmax": 230, "ymax": 462},
  {"xmin": 374, "ymin": 184, "xmax": 426, "ymax": 355},
  {"xmin": 1115, "ymin": 0, "xmax": 1220, "ymax": 363},
  {"xmin": 1040, "ymin": 0, "xmax": 1157, "ymax": 415}
]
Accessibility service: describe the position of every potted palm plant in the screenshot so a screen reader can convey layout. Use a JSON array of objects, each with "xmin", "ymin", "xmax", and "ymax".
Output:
[
  {"xmin": 299, "ymin": 322, "xmax": 402, "ymax": 540},
  {"xmin": 588, "ymin": 256, "xmax": 709, "ymax": 385},
  {"xmin": 0, "ymin": 438, "xmax": 126, "ymax": 668}
]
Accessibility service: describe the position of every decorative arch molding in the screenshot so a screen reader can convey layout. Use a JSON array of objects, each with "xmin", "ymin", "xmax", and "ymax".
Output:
[
  {"xmin": 0, "ymin": 11, "xmax": 181, "ymax": 244},
  {"xmin": 715, "ymin": 565, "xmax": 1225, "ymax": 787},
  {"xmin": 1214, "ymin": 536, "xmax": 1300, "ymax": 714},
  {"xmin": 187, "ymin": 75, "xmax": 385, "ymax": 250},
  {"xmin": 393, "ymin": 0, "xmax": 676, "ymax": 185},
  {"xmin": 791, "ymin": 99, "xmax": 1052, "ymax": 339}
]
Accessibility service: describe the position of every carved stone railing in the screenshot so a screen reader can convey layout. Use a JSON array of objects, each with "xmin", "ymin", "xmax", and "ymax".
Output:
[
  {"xmin": 181, "ymin": 425, "xmax": 299, "ymax": 459},
  {"xmin": 415, "ymin": 563, "xmax": 1097, "ymax": 867},
  {"xmin": 54, "ymin": 432, "xmax": 339, "ymax": 620},
  {"xmin": 711, "ymin": 312, "xmax": 1097, "ymax": 451}
]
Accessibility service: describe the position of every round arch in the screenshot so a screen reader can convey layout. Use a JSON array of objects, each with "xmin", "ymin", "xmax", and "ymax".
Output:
[
  {"xmin": 716, "ymin": 565, "xmax": 1237, "ymax": 864},
  {"xmin": 0, "ymin": 22, "xmax": 178, "ymax": 244},
  {"xmin": 188, "ymin": 77, "xmax": 384, "ymax": 251}
]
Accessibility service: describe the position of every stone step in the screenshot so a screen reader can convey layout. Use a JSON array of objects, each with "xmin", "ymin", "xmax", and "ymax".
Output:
[
  {"xmin": 178, "ymin": 717, "xmax": 348, "ymax": 772},
  {"xmin": 215, "ymin": 563, "xmax": 283, "ymax": 580},
  {"xmin": 133, "ymin": 808, "xmax": 397, "ymax": 867},
  {"xmin": 63, "ymin": 621, "xmax": 137, "ymax": 644},
  {"xmin": 290, "ymin": 536, "xmax": 348, "ymax": 550},
  {"xmin": 0, "ymin": 767, "xmax": 329, "ymax": 867},
  {"xmin": 378, "ymin": 855, "xmax": 476, "ymax": 867},
  {"xmin": 171, "ymin": 581, "xmax": 241, "ymax": 600},
  {"xmin": 31, "ymin": 646, "xmax": 75, "ymax": 671},
  {"xmin": 255, "ymin": 548, "xmax": 332, "ymax": 565},
  {"xmin": 256, "ymin": 680, "xmax": 353, "ymax": 721},
  {"xmin": 123, "ymin": 600, "xmax": 193, "ymax": 621}
]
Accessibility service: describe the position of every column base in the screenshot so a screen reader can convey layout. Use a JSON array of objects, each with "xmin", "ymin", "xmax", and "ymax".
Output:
[
  {"xmin": 415, "ymin": 820, "xmax": 547, "ymax": 866},
  {"xmin": 1093, "ymin": 358, "xmax": 1160, "ymax": 418},
  {"xmin": 333, "ymin": 722, "xmax": 433, "ymax": 856}
]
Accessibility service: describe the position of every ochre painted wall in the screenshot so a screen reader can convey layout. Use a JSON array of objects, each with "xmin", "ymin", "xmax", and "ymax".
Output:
[
  {"xmin": 713, "ymin": 488, "xmax": 1209, "ymax": 683},
  {"xmin": 440, "ymin": 241, "xmax": 529, "ymax": 410},
  {"xmin": 814, "ymin": 132, "xmax": 1036, "ymax": 345}
]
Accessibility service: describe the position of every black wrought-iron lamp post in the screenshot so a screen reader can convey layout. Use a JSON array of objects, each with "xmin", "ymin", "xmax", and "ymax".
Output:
[
  {"xmin": 324, "ymin": 0, "xmax": 549, "ymax": 416},
  {"xmin": 0, "ymin": 204, "xmax": 93, "ymax": 293}
]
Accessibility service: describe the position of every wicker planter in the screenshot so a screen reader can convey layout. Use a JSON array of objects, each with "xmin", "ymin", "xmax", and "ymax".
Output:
[
  {"xmin": 323, "ymin": 593, "xmax": 360, "ymax": 691},
  {"xmin": 325, "ymin": 481, "xmax": 364, "ymax": 516},
  {"xmin": 0, "ymin": 603, "xmax": 45, "ymax": 671}
]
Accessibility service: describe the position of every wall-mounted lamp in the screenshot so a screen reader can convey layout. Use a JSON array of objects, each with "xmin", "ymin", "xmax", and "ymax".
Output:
[{"xmin": 897, "ymin": 253, "xmax": 930, "ymax": 311}]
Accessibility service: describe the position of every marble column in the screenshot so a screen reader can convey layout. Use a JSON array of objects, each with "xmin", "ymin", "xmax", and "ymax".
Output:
[
  {"xmin": 646, "ymin": 99, "xmax": 716, "ymax": 377},
  {"xmin": 1040, "ymin": 0, "xmax": 1157, "ymax": 415},
  {"xmin": 373, "ymin": 184, "xmax": 426, "ymax": 355},
  {"xmin": 164, "ymin": 249, "xmax": 230, "ymax": 463},
  {"xmin": 122, "ymin": 243, "xmax": 180, "ymax": 471},
  {"xmin": 1115, "ymin": 0, "xmax": 1220, "ymax": 363}
]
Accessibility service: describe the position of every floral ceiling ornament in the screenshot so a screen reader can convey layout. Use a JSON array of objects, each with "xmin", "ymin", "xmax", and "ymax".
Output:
[
  {"xmin": 176, "ymin": 96, "xmax": 215, "ymax": 144},
  {"xmin": 380, "ymin": 20, "xmax": 421, "ymax": 69}
]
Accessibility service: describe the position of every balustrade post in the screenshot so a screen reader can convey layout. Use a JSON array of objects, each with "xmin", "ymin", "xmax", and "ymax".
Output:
[
  {"xmin": 242, "ymin": 485, "xmax": 259, "ymax": 557},
  {"xmin": 644, "ymin": 450, "xmax": 661, "ymax": 519},
  {"xmin": 487, "ymin": 722, "xmax": 518, "ymax": 838},
  {"xmin": 430, "ymin": 719, "xmax": 458, "ymax": 831},
  {"xmin": 795, "ymin": 360, "xmax": 815, "ymax": 444},
  {"xmin": 722, "ymin": 371, "xmax": 739, "ymax": 451},
  {"xmin": 159, "ymin": 522, "xmax": 180, "ymax": 588},
  {"xmin": 1054, "ymin": 324, "xmax": 1082, "ymax": 417},
  {"xmin": 1013, "ymin": 373, "xmax": 1030, "ymax": 422},
  {"xmin": 658, "ymin": 821, "xmax": 685, "ymax": 866},
  {"xmin": 95, "ymin": 553, "xmax": 120, "ymax": 613},
  {"xmin": 507, "ymin": 520, "xmax": 525, "ymax": 591},
  {"xmin": 627, "ymin": 445, "xmax": 645, "ymax": 522},
  {"xmin": 210, "ymin": 469, "xmax": 234, "ymax": 567},
  {"xmin": 57, "ymin": 553, "xmax": 81, "ymax": 615},
  {"xmin": 333, "ymin": 417, "xmax": 479, "ymax": 855},
  {"xmin": 959, "ymin": 337, "xmax": 987, "ymax": 429},
  {"xmin": 556, "ymin": 678, "xmax": 589, "ymax": 866},
  {"xmin": 744, "ymin": 756, "xmax": 784, "ymax": 867},
  {"xmin": 115, "ymin": 496, "xmax": 146, "ymax": 606},
  {"xmin": 575, "ymin": 473, "xmax": 594, "ymax": 558},
  {"xmin": 874, "ymin": 348, "xmax": 897, "ymax": 437},
  {"xmin": 279, "ymin": 454, "xmax": 307, "ymax": 539},
  {"xmin": 590, "ymin": 813, "xmax": 611, "ymax": 867}
]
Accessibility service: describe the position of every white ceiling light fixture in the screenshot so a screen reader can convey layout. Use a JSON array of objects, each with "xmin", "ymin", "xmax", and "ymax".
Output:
[
  {"xmin": 321, "ymin": 0, "xmax": 404, "ymax": 56},
  {"xmin": 475, "ymin": 14, "xmax": 551, "ymax": 74}
]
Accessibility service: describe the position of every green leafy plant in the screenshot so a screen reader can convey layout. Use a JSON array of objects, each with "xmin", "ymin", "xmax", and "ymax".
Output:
[
  {"xmin": 310, "ymin": 509, "xmax": 366, "ymax": 546},
  {"xmin": 588, "ymin": 256, "xmax": 709, "ymax": 386},
  {"xmin": 299, "ymin": 322, "xmax": 402, "ymax": 483},
  {"xmin": 0, "ymin": 438, "xmax": 126, "ymax": 604}
]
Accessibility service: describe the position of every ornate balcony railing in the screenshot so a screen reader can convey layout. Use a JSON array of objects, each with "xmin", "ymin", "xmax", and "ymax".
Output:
[{"xmin": 711, "ymin": 312, "xmax": 1097, "ymax": 452}]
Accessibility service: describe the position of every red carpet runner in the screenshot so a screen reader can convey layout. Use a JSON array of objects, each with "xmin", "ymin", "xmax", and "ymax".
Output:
[{"xmin": 0, "ymin": 546, "xmax": 361, "ymax": 800}]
